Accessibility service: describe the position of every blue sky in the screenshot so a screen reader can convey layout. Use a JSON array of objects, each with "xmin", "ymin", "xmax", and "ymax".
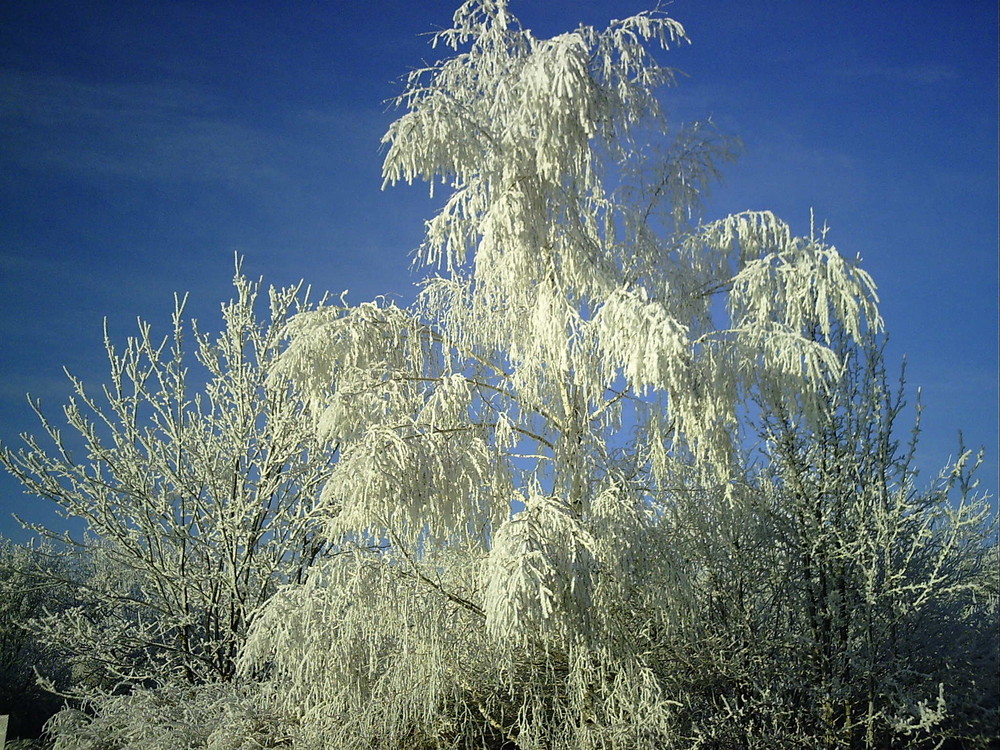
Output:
[{"xmin": 1, "ymin": 0, "xmax": 997, "ymax": 541}]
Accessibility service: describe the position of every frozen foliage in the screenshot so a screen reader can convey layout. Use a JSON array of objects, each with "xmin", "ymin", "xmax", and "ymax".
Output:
[
  {"xmin": 272, "ymin": 0, "xmax": 876, "ymax": 640},
  {"xmin": 743, "ymin": 331, "xmax": 998, "ymax": 745},
  {"xmin": 0, "ymin": 541, "xmax": 75, "ymax": 741},
  {"xmin": 1, "ymin": 265, "xmax": 338, "ymax": 697},
  {"xmin": 242, "ymin": 2, "xmax": 990, "ymax": 748},
  {"xmin": 44, "ymin": 682, "xmax": 289, "ymax": 750},
  {"xmin": 9, "ymin": 2, "xmax": 996, "ymax": 748},
  {"xmin": 484, "ymin": 494, "xmax": 597, "ymax": 645},
  {"xmin": 646, "ymin": 331, "xmax": 998, "ymax": 747}
]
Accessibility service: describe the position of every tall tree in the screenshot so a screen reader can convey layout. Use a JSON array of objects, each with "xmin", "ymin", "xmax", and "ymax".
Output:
[
  {"xmin": 237, "ymin": 3, "xmax": 899, "ymax": 749},
  {"xmin": 1, "ymin": 266, "xmax": 337, "ymax": 694}
]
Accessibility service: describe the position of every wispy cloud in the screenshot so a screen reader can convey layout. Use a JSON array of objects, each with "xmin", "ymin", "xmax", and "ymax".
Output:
[
  {"xmin": 1, "ymin": 69, "xmax": 264, "ymax": 182},
  {"xmin": 0, "ymin": 68, "xmax": 368, "ymax": 192}
]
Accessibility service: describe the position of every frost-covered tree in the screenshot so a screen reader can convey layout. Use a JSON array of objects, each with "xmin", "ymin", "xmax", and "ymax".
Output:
[
  {"xmin": 759, "ymin": 332, "xmax": 997, "ymax": 746},
  {"xmin": 643, "ymin": 328, "xmax": 998, "ymax": 747},
  {"xmin": 233, "ymin": 3, "xmax": 922, "ymax": 749},
  {"xmin": 1, "ymin": 265, "xmax": 337, "ymax": 698}
]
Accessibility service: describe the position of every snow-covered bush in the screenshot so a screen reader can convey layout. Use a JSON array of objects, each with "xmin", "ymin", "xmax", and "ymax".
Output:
[
  {"xmin": 44, "ymin": 682, "xmax": 288, "ymax": 750},
  {"xmin": 2, "ymin": 266, "xmax": 337, "ymax": 696}
]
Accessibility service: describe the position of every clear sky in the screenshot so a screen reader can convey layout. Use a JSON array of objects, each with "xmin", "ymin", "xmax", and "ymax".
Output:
[{"xmin": 1, "ymin": 0, "xmax": 997, "ymax": 542}]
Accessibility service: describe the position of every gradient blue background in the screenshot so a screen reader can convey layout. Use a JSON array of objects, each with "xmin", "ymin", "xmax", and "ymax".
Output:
[{"xmin": 1, "ymin": 1, "xmax": 997, "ymax": 541}]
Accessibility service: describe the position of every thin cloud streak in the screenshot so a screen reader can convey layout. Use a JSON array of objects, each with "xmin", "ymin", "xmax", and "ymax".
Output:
[{"xmin": 0, "ymin": 68, "xmax": 379, "ymax": 192}]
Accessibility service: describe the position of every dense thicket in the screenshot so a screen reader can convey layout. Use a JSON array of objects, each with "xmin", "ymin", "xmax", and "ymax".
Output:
[
  {"xmin": 0, "ymin": 541, "xmax": 75, "ymax": 743},
  {"xmin": 2, "ymin": 2, "xmax": 995, "ymax": 748}
]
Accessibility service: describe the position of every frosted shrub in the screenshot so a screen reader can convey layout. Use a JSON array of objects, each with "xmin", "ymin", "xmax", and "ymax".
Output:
[
  {"xmin": 1, "ymin": 266, "xmax": 338, "ymax": 721},
  {"xmin": 679, "ymin": 331, "xmax": 999, "ymax": 747},
  {"xmin": 44, "ymin": 682, "xmax": 287, "ymax": 750}
]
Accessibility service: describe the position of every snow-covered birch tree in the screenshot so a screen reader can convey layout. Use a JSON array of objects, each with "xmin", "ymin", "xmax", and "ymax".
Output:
[
  {"xmin": 233, "ymin": 3, "xmax": 916, "ymax": 749},
  {"xmin": 1, "ymin": 265, "xmax": 337, "ymax": 699}
]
